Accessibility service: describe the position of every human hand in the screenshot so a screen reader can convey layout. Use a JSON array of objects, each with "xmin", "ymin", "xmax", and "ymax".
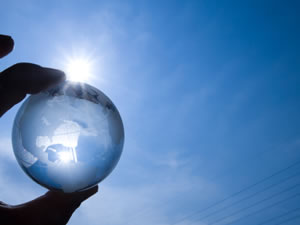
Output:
[
  {"xmin": 0, "ymin": 34, "xmax": 98, "ymax": 225},
  {"xmin": 0, "ymin": 35, "xmax": 67, "ymax": 116}
]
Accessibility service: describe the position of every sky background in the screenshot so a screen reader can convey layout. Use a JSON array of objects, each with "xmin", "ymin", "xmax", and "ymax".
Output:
[{"xmin": 1, "ymin": 0, "xmax": 300, "ymax": 225}]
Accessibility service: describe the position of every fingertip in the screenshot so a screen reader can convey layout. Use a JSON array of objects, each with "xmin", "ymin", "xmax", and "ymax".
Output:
[
  {"xmin": 85, "ymin": 185, "xmax": 99, "ymax": 196},
  {"xmin": 44, "ymin": 67, "xmax": 66, "ymax": 81},
  {"xmin": 41, "ymin": 67, "xmax": 66, "ymax": 90},
  {"xmin": 78, "ymin": 185, "xmax": 99, "ymax": 202},
  {"xmin": 0, "ymin": 35, "xmax": 14, "ymax": 58},
  {"xmin": 91, "ymin": 185, "xmax": 99, "ymax": 194}
]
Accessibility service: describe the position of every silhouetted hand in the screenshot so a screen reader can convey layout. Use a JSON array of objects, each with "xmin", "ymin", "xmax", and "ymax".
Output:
[{"xmin": 0, "ymin": 34, "xmax": 98, "ymax": 225}]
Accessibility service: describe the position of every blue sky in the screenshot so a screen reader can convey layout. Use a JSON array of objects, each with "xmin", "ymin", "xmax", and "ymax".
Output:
[{"xmin": 1, "ymin": 0, "xmax": 300, "ymax": 225}]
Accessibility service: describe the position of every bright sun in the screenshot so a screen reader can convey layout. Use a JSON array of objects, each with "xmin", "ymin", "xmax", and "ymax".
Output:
[{"xmin": 65, "ymin": 58, "xmax": 93, "ymax": 82}]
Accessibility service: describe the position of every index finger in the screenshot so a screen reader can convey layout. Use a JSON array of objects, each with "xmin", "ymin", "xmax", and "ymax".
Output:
[
  {"xmin": 0, "ymin": 63, "xmax": 65, "ymax": 116},
  {"xmin": 0, "ymin": 35, "xmax": 14, "ymax": 58}
]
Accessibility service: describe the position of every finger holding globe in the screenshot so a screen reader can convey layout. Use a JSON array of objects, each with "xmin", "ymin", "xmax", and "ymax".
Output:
[{"xmin": 0, "ymin": 34, "xmax": 118, "ymax": 225}]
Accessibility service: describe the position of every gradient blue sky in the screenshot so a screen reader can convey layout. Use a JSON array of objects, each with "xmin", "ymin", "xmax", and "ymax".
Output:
[{"xmin": 1, "ymin": 1, "xmax": 300, "ymax": 225}]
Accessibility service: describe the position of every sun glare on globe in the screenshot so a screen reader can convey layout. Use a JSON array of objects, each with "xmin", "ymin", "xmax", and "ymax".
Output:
[
  {"xmin": 66, "ymin": 58, "xmax": 92, "ymax": 82},
  {"xmin": 58, "ymin": 151, "xmax": 73, "ymax": 163}
]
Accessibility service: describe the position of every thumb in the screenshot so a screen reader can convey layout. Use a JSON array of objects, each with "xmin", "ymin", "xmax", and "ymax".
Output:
[{"xmin": 0, "ymin": 201, "xmax": 9, "ymax": 206}]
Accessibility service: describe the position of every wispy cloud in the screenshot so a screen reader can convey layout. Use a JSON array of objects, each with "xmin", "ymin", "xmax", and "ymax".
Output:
[
  {"xmin": 71, "ymin": 172, "xmax": 219, "ymax": 225},
  {"xmin": 0, "ymin": 137, "xmax": 15, "ymax": 161}
]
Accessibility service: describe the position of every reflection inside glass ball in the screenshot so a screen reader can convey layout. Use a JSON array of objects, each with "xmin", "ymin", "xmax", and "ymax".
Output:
[{"xmin": 12, "ymin": 81, "xmax": 124, "ymax": 193}]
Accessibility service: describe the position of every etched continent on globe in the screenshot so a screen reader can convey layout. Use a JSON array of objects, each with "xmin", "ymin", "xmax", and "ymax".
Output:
[{"xmin": 12, "ymin": 81, "xmax": 124, "ymax": 193}]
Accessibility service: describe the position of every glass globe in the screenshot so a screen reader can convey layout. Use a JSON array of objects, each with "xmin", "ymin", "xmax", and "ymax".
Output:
[{"xmin": 12, "ymin": 81, "xmax": 124, "ymax": 193}]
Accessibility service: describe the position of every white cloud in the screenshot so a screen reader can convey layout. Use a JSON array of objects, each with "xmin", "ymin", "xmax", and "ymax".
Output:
[
  {"xmin": 68, "ymin": 163, "xmax": 219, "ymax": 225},
  {"xmin": 0, "ymin": 137, "xmax": 15, "ymax": 161},
  {"xmin": 155, "ymin": 151, "xmax": 190, "ymax": 169}
]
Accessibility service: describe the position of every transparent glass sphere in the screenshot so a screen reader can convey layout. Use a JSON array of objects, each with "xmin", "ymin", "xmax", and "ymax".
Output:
[{"xmin": 12, "ymin": 81, "xmax": 124, "ymax": 193}]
